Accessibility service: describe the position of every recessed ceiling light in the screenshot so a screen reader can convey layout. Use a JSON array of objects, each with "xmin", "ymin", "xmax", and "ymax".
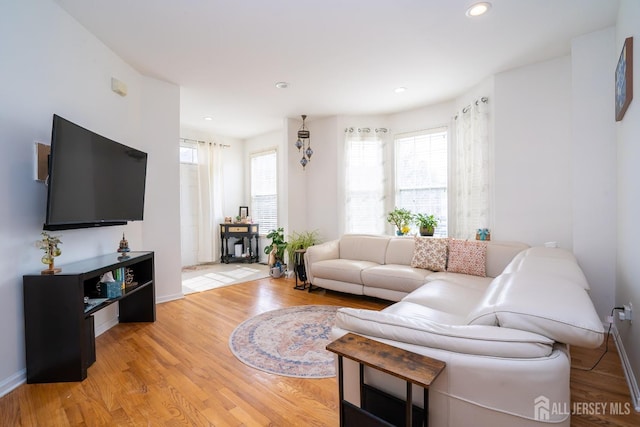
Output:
[
  {"xmin": 203, "ymin": 116, "xmax": 213, "ymax": 121},
  {"xmin": 275, "ymin": 81, "xmax": 289, "ymax": 89},
  {"xmin": 394, "ymin": 87, "xmax": 407, "ymax": 93},
  {"xmin": 466, "ymin": 2, "xmax": 491, "ymax": 17}
]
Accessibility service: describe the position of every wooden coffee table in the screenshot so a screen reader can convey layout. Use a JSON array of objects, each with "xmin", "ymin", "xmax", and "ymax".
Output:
[{"xmin": 326, "ymin": 333, "xmax": 445, "ymax": 427}]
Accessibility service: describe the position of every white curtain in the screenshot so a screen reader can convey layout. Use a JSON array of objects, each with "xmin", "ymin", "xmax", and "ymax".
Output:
[
  {"xmin": 196, "ymin": 142, "xmax": 225, "ymax": 263},
  {"xmin": 452, "ymin": 98, "xmax": 490, "ymax": 239},
  {"xmin": 344, "ymin": 128, "xmax": 386, "ymax": 234}
]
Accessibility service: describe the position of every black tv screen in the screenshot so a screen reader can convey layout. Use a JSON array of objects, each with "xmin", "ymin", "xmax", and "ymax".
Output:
[{"xmin": 44, "ymin": 114, "xmax": 148, "ymax": 231}]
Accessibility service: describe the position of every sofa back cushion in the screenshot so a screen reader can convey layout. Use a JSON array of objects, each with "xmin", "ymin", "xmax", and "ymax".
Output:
[
  {"xmin": 335, "ymin": 307, "xmax": 555, "ymax": 358},
  {"xmin": 468, "ymin": 271, "xmax": 604, "ymax": 348},
  {"xmin": 339, "ymin": 234, "xmax": 390, "ymax": 264},
  {"xmin": 385, "ymin": 237, "xmax": 415, "ymax": 265},
  {"xmin": 503, "ymin": 247, "xmax": 590, "ymax": 290},
  {"xmin": 485, "ymin": 241, "xmax": 530, "ymax": 278}
]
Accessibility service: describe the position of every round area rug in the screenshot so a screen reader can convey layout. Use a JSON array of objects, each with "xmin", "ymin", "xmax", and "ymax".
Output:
[{"xmin": 229, "ymin": 305, "xmax": 340, "ymax": 378}]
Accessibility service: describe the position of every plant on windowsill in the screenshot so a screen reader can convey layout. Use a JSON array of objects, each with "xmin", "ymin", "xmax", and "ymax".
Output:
[
  {"xmin": 264, "ymin": 227, "xmax": 287, "ymax": 266},
  {"xmin": 386, "ymin": 207, "xmax": 413, "ymax": 236},
  {"xmin": 414, "ymin": 213, "xmax": 438, "ymax": 236}
]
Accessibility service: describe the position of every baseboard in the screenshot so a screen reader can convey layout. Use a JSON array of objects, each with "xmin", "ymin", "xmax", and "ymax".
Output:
[
  {"xmin": 156, "ymin": 293, "xmax": 184, "ymax": 304},
  {"xmin": 95, "ymin": 316, "xmax": 120, "ymax": 337},
  {"xmin": 0, "ymin": 369, "xmax": 25, "ymax": 398},
  {"xmin": 611, "ymin": 324, "xmax": 640, "ymax": 411}
]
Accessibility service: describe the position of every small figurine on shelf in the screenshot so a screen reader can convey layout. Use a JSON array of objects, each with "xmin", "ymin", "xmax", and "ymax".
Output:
[
  {"xmin": 117, "ymin": 233, "xmax": 131, "ymax": 260},
  {"xmin": 37, "ymin": 231, "xmax": 62, "ymax": 274}
]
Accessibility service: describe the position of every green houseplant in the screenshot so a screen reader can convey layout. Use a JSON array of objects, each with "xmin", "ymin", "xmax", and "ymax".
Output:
[
  {"xmin": 386, "ymin": 207, "xmax": 413, "ymax": 235},
  {"xmin": 414, "ymin": 213, "xmax": 438, "ymax": 236},
  {"xmin": 264, "ymin": 227, "xmax": 287, "ymax": 265},
  {"xmin": 286, "ymin": 230, "xmax": 321, "ymax": 267}
]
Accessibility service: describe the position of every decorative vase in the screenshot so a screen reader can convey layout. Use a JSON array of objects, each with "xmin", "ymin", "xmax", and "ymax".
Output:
[{"xmin": 396, "ymin": 230, "xmax": 404, "ymax": 236}]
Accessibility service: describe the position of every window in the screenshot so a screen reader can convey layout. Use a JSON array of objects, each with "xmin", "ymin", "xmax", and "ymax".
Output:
[
  {"xmin": 344, "ymin": 132, "xmax": 385, "ymax": 234},
  {"xmin": 250, "ymin": 150, "xmax": 277, "ymax": 233},
  {"xmin": 179, "ymin": 141, "xmax": 198, "ymax": 164},
  {"xmin": 395, "ymin": 129, "xmax": 448, "ymax": 236}
]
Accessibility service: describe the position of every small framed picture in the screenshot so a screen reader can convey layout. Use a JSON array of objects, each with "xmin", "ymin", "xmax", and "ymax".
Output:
[
  {"xmin": 239, "ymin": 206, "xmax": 249, "ymax": 219},
  {"xmin": 615, "ymin": 37, "xmax": 633, "ymax": 122}
]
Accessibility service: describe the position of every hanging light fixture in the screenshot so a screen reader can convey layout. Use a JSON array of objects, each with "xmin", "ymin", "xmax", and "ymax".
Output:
[{"xmin": 295, "ymin": 115, "xmax": 313, "ymax": 169}]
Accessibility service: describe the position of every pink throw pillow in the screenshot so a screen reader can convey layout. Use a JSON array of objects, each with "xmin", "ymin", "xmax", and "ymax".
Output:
[{"xmin": 447, "ymin": 239, "xmax": 487, "ymax": 277}]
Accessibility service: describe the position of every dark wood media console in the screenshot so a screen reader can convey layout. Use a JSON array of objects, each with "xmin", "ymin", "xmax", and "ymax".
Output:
[{"xmin": 23, "ymin": 251, "xmax": 155, "ymax": 383}]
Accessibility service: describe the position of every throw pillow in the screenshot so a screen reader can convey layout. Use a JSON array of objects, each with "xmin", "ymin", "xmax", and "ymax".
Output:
[
  {"xmin": 410, "ymin": 237, "xmax": 448, "ymax": 271},
  {"xmin": 447, "ymin": 239, "xmax": 487, "ymax": 277}
]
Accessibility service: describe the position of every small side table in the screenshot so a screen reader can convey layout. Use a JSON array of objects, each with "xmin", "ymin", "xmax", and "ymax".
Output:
[
  {"xmin": 326, "ymin": 333, "xmax": 445, "ymax": 427},
  {"xmin": 293, "ymin": 249, "xmax": 319, "ymax": 292}
]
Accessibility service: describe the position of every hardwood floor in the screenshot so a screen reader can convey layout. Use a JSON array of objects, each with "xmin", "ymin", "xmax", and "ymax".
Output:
[{"xmin": 1, "ymin": 277, "xmax": 638, "ymax": 426}]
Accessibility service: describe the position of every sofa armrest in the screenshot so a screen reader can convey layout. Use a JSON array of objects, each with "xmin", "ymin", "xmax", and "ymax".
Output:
[{"xmin": 304, "ymin": 239, "xmax": 339, "ymax": 283}]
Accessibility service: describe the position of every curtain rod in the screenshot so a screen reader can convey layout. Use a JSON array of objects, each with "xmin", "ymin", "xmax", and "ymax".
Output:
[
  {"xmin": 344, "ymin": 127, "xmax": 389, "ymax": 133},
  {"xmin": 454, "ymin": 96, "xmax": 489, "ymax": 120},
  {"xmin": 461, "ymin": 96, "xmax": 488, "ymax": 114},
  {"xmin": 179, "ymin": 137, "xmax": 230, "ymax": 148}
]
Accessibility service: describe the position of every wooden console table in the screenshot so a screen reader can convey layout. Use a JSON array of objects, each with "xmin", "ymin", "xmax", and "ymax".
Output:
[
  {"xmin": 220, "ymin": 223, "xmax": 259, "ymax": 263},
  {"xmin": 326, "ymin": 333, "xmax": 445, "ymax": 427}
]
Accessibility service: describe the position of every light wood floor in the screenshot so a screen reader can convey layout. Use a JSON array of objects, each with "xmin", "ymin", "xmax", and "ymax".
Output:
[{"xmin": 1, "ymin": 277, "xmax": 638, "ymax": 426}]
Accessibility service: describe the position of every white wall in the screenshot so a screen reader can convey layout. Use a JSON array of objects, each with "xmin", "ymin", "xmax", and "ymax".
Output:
[
  {"xmin": 0, "ymin": 0, "xmax": 181, "ymax": 395},
  {"xmin": 493, "ymin": 56, "xmax": 573, "ymax": 247},
  {"xmin": 615, "ymin": 0, "xmax": 640, "ymax": 408},
  {"xmin": 571, "ymin": 28, "xmax": 617, "ymax": 318},
  {"xmin": 140, "ymin": 78, "xmax": 182, "ymax": 304}
]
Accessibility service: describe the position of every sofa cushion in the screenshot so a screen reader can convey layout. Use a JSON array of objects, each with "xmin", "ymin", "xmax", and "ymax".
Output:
[
  {"xmin": 384, "ymin": 237, "xmax": 415, "ymax": 265},
  {"xmin": 447, "ymin": 239, "xmax": 487, "ymax": 277},
  {"xmin": 361, "ymin": 264, "xmax": 432, "ymax": 293},
  {"xmin": 402, "ymin": 280, "xmax": 486, "ymax": 318},
  {"xmin": 425, "ymin": 271, "xmax": 493, "ymax": 291},
  {"xmin": 410, "ymin": 237, "xmax": 448, "ymax": 271},
  {"xmin": 339, "ymin": 234, "xmax": 390, "ymax": 264},
  {"xmin": 310, "ymin": 259, "xmax": 379, "ymax": 284},
  {"xmin": 335, "ymin": 307, "xmax": 555, "ymax": 358},
  {"xmin": 467, "ymin": 272, "xmax": 604, "ymax": 348}
]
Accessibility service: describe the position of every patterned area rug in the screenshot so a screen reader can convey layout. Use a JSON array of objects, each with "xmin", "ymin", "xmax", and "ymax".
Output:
[{"xmin": 229, "ymin": 305, "xmax": 340, "ymax": 378}]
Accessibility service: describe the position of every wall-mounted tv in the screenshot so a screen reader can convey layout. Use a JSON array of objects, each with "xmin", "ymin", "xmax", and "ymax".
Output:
[{"xmin": 43, "ymin": 114, "xmax": 148, "ymax": 231}]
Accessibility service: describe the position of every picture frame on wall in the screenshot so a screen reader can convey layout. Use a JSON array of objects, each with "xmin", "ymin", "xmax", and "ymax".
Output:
[{"xmin": 615, "ymin": 37, "xmax": 633, "ymax": 122}]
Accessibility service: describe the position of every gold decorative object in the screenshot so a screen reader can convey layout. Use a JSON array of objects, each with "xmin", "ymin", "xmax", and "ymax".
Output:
[
  {"xmin": 37, "ymin": 231, "xmax": 62, "ymax": 274},
  {"xmin": 117, "ymin": 233, "xmax": 131, "ymax": 260}
]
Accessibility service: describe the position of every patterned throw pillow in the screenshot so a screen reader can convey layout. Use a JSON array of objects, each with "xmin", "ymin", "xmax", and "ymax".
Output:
[
  {"xmin": 410, "ymin": 237, "xmax": 448, "ymax": 271},
  {"xmin": 447, "ymin": 239, "xmax": 488, "ymax": 277}
]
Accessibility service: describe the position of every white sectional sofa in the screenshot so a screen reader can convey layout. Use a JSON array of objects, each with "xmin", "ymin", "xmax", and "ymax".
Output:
[{"xmin": 304, "ymin": 234, "xmax": 604, "ymax": 426}]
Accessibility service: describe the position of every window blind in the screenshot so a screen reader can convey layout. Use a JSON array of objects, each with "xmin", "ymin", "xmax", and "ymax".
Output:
[
  {"xmin": 345, "ymin": 135, "xmax": 385, "ymax": 234},
  {"xmin": 250, "ymin": 150, "xmax": 277, "ymax": 233},
  {"xmin": 395, "ymin": 129, "xmax": 448, "ymax": 236}
]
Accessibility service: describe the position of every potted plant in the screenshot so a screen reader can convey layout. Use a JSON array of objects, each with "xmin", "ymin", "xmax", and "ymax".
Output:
[
  {"xmin": 386, "ymin": 207, "xmax": 413, "ymax": 235},
  {"xmin": 286, "ymin": 230, "xmax": 321, "ymax": 282},
  {"xmin": 286, "ymin": 230, "xmax": 321, "ymax": 267},
  {"xmin": 414, "ymin": 213, "xmax": 438, "ymax": 236},
  {"xmin": 264, "ymin": 227, "xmax": 287, "ymax": 266}
]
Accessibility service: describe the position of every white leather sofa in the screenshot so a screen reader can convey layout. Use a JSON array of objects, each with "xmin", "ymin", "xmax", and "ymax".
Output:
[{"xmin": 305, "ymin": 235, "xmax": 604, "ymax": 426}]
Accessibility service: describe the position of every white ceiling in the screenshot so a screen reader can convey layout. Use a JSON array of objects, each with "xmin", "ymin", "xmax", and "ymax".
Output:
[{"xmin": 55, "ymin": 0, "xmax": 619, "ymax": 139}]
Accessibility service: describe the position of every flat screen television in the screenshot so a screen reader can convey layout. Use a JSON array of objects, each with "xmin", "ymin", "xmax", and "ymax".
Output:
[{"xmin": 43, "ymin": 114, "xmax": 148, "ymax": 231}]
